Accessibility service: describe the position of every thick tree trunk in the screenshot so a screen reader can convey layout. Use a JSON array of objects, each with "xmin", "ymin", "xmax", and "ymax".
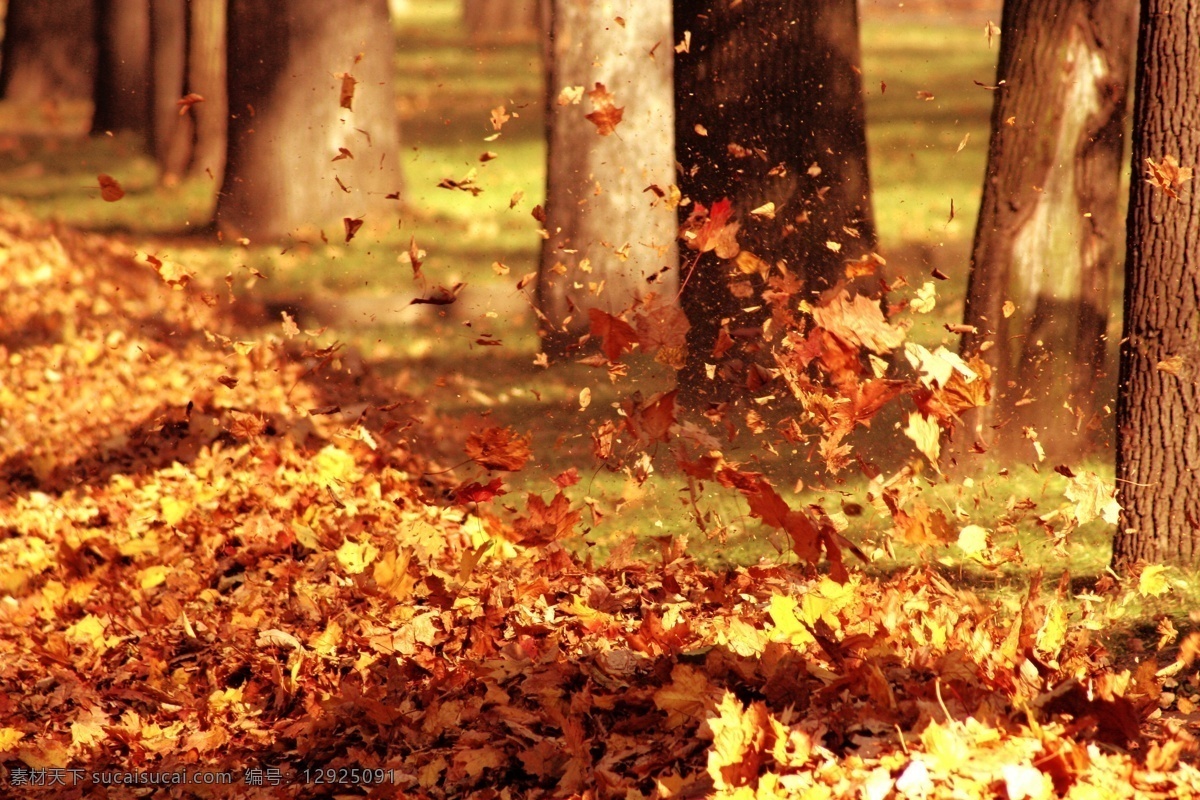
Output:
[
  {"xmin": 463, "ymin": 0, "xmax": 539, "ymax": 44},
  {"xmin": 956, "ymin": 0, "xmax": 1134, "ymax": 465},
  {"xmin": 217, "ymin": 0, "xmax": 402, "ymax": 242},
  {"xmin": 536, "ymin": 0, "xmax": 677, "ymax": 356},
  {"xmin": 1113, "ymin": 0, "xmax": 1200, "ymax": 570},
  {"xmin": 674, "ymin": 0, "xmax": 875, "ymax": 404},
  {"xmin": 150, "ymin": 0, "xmax": 192, "ymax": 181},
  {"xmin": 0, "ymin": 0, "xmax": 96, "ymax": 104},
  {"xmin": 91, "ymin": 0, "xmax": 151, "ymax": 136}
]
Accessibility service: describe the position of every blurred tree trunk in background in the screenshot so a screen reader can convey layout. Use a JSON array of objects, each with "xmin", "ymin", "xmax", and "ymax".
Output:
[
  {"xmin": 217, "ymin": 0, "xmax": 402, "ymax": 241},
  {"xmin": 463, "ymin": 0, "xmax": 540, "ymax": 44},
  {"xmin": 146, "ymin": 0, "xmax": 228, "ymax": 186},
  {"xmin": 1113, "ymin": 0, "xmax": 1200, "ymax": 570},
  {"xmin": 91, "ymin": 0, "xmax": 151, "ymax": 136},
  {"xmin": 674, "ymin": 0, "xmax": 875, "ymax": 405},
  {"xmin": 956, "ymin": 0, "xmax": 1134, "ymax": 466},
  {"xmin": 536, "ymin": 0, "xmax": 676, "ymax": 358},
  {"xmin": 185, "ymin": 0, "xmax": 227, "ymax": 183},
  {"xmin": 150, "ymin": 0, "xmax": 192, "ymax": 180},
  {"xmin": 0, "ymin": 0, "xmax": 96, "ymax": 105}
]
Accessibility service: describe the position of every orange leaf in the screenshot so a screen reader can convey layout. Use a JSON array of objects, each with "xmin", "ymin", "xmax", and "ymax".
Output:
[
  {"xmin": 621, "ymin": 389, "xmax": 678, "ymax": 444},
  {"xmin": 465, "ymin": 426, "xmax": 532, "ymax": 471},
  {"xmin": 176, "ymin": 92, "xmax": 204, "ymax": 115},
  {"xmin": 511, "ymin": 491, "xmax": 581, "ymax": 546}
]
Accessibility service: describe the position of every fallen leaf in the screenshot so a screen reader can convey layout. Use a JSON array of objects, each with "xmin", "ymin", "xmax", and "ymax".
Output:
[{"xmin": 585, "ymin": 82, "xmax": 624, "ymax": 136}]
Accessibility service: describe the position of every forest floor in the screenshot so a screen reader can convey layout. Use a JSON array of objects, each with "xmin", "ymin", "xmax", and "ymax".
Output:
[{"xmin": 1, "ymin": 2, "xmax": 1198, "ymax": 796}]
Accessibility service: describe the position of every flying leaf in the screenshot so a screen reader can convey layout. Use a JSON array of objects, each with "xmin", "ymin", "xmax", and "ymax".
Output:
[
  {"xmin": 1064, "ymin": 470, "xmax": 1121, "ymax": 525},
  {"xmin": 176, "ymin": 93, "xmax": 204, "ymax": 115},
  {"xmin": 490, "ymin": 105, "xmax": 511, "ymax": 130},
  {"xmin": 584, "ymin": 82, "xmax": 624, "ymax": 136},
  {"xmin": 1139, "ymin": 565, "xmax": 1170, "ymax": 598},
  {"xmin": 465, "ymin": 426, "xmax": 532, "ymax": 471},
  {"xmin": 1146, "ymin": 156, "xmax": 1192, "ymax": 201},
  {"xmin": 339, "ymin": 72, "xmax": 357, "ymax": 110},
  {"xmin": 343, "ymin": 217, "xmax": 364, "ymax": 243},
  {"xmin": 588, "ymin": 307, "xmax": 638, "ymax": 362},
  {"xmin": 510, "ymin": 491, "xmax": 581, "ymax": 546},
  {"xmin": 453, "ymin": 478, "xmax": 507, "ymax": 503},
  {"xmin": 97, "ymin": 174, "xmax": 124, "ymax": 202},
  {"xmin": 812, "ymin": 291, "xmax": 907, "ymax": 355},
  {"xmin": 904, "ymin": 411, "xmax": 941, "ymax": 466}
]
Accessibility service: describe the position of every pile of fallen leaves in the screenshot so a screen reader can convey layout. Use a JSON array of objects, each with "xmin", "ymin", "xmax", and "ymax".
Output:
[{"xmin": 1, "ymin": 208, "xmax": 1199, "ymax": 798}]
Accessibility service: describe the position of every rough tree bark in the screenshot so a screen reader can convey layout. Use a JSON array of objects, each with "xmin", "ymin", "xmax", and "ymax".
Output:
[
  {"xmin": 0, "ymin": 0, "xmax": 96, "ymax": 104},
  {"xmin": 217, "ymin": 0, "xmax": 402, "ymax": 241},
  {"xmin": 536, "ymin": 0, "xmax": 677, "ymax": 357},
  {"xmin": 674, "ymin": 0, "xmax": 875, "ymax": 404},
  {"xmin": 1112, "ymin": 0, "xmax": 1200, "ymax": 570},
  {"xmin": 956, "ymin": 0, "xmax": 1134, "ymax": 465},
  {"xmin": 91, "ymin": 0, "xmax": 151, "ymax": 136}
]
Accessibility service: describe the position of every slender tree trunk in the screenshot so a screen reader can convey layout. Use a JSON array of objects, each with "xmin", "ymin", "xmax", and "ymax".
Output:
[
  {"xmin": 217, "ymin": 0, "xmax": 402, "ymax": 242},
  {"xmin": 1113, "ymin": 0, "xmax": 1200, "ymax": 570},
  {"xmin": 0, "ymin": 0, "xmax": 96, "ymax": 104},
  {"xmin": 150, "ymin": 0, "xmax": 192, "ymax": 181},
  {"xmin": 674, "ymin": 0, "xmax": 875, "ymax": 404},
  {"xmin": 956, "ymin": 0, "xmax": 1134, "ymax": 464},
  {"xmin": 91, "ymin": 0, "xmax": 151, "ymax": 136},
  {"xmin": 536, "ymin": 0, "xmax": 677, "ymax": 356},
  {"xmin": 186, "ymin": 0, "xmax": 228, "ymax": 183},
  {"xmin": 463, "ymin": 0, "xmax": 539, "ymax": 44}
]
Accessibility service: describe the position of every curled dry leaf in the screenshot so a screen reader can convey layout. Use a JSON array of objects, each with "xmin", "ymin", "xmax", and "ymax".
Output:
[
  {"xmin": 812, "ymin": 291, "xmax": 907, "ymax": 355},
  {"xmin": 176, "ymin": 93, "xmax": 204, "ymax": 115},
  {"xmin": 1146, "ymin": 155, "xmax": 1192, "ymax": 201},
  {"xmin": 465, "ymin": 426, "xmax": 532, "ymax": 471},
  {"xmin": 338, "ymin": 72, "xmax": 357, "ymax": 109}
]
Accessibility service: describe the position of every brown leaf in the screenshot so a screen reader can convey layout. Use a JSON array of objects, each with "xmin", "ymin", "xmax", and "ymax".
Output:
[
  {"xmin": 1146, "ymin": 155, "xmax": 1192, "ymax": 201},
  {"xmin": 511, "ymin": 491, "xmax": 581, "ymax": 546},
  {"xmin": 812, "ymin": 291, "xmax": 907, "ymax": 355},
  {"xmin": 453, "ymin": 477, "xmax": 507, "ymax": 503},
  {"xmin": 584, "ymin": 82, "xmax": 624, "ymax": 136},
  {"xmin": 343, "ymin": 217, "xmax": 364, "ymax": 243},
  {"xmin": 621, "ymin": 389, "xmax": 678, "ymax": 444},
  {"xmin": 465, "ymin": 426, "xmax": 532, "ymax": 471},
  {"xmin": 339, "ymin": 72, "xmax": 357, "ymax": 110}
]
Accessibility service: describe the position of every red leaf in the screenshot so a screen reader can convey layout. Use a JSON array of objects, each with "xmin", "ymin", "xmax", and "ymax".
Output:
[{"xmin": 453, "ymin": 478, "xmax": 507, "ymax": 504}]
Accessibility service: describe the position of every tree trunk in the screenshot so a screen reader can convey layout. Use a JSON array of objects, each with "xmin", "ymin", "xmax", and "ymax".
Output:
[
  {"xmin": 186, "ymin": 0, "xmax": 228, "ymax": 183},
  {"xmin": 1112, "ymin": 0, "xmax": 1200, "ymax": 570},
  {"xmin": 217, "ymin": 0, "xmax": 402, "ymax": 242},
  {"xmin": 150, "ymin": 0, "xmax": 192, "ymax": 181},
  {"xmin": 91, "ymin": 0, "xmax": 151, "ymax": 136},
  {"xmin": 0, "ymin": 0, "xmax": 96, "ymax": 104},
  {"xmin": 463, "ymin": 0, "xmax": 540, "ymax": 44},
  {"xmin": 956, "ymin": 0, "xmax": 1134, "ymax": 465},
  {"xmin": 674, "ymin": 0, "xmax": 876, "ymax": 404},
  {"xmin": 536, "ymin": 0, "xmax": 677, "ymax": 356}
]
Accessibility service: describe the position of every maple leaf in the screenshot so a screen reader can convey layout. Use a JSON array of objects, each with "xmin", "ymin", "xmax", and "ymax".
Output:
[
  {"xmin": 1145, "ymin": 155, "xmax": 1192, "ymax": 201},
  {"xmin": 620, "ymin": 389, "xmax": 678, "ymax": 444},
  {"xmin": 812, "ymin": 290, "xmax": 907, "ymax": 355},
  {"xmin": 453, "ymin": 477, "xmax": 507, "ymax": 503},
  {"xmin": 587, "ymin": 308, "xmax": 638, "ymax": 361},
  {"xmin": 683, "ymin": 199, "xmax": 740, "ymax": 259},
  {"xmin": 465, "ymin": 426, "xmax": 531, "ymax": 471},
  {"xmin": 584, "ymin": 82, "xmax": 624, "ymax": 135},
  {"xmin": 490, "ymin": 105, "xmax": 511, "ymax": 130},
  {"xmin": 510, "ymin": 491, "xmax": 581, "ymax": 546},
  {"xmin": 97, "ymin": 174, "xmax": 124, "ymax": 202},
  {"xmin": 707, "ymin": 693, "xmax": 769, "ymax": 790},
  {"xmin": 634, "ymin": 292, "xmax": 690, "ymax": 356}
]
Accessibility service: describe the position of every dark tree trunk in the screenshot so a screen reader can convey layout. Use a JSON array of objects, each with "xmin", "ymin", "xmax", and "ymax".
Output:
[
  {"xmin": 674, "ymin": 0, "xmax": 875, "ymax": 404},
  {"xmin": 150, "ymin": 0, "xmax": 192, "ymax": 181},
  {"xmin": 91, "ymin": 0, "xmax": 151, "ymax": 136},
  {"xmin": 463, "ymin": 0, "xmax": 539, "ymax": 44},
  {"xmin": 536, "ymin": 0, "xmax": 677, "ymax": 356},
  {"xmin": 217, "ymin": 0, "xmax": 402, "ymax": 241},
  {"xmin": 956, "ymin": 0, "xmax": 1134, "ymax": 465},
  {"xmin": 0, "ymin": 0, "xmax": 96, "ymax": 104},
  {"xmin": 1113, "ymin": 0, "xmax": 1200, "ymax": 570}
]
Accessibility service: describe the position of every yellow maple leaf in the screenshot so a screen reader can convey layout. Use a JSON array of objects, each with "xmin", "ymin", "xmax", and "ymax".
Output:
[
  {"xmin": 336, "ymin": 538, "xmax": 378, "ymax": 574},
  {"xmin": 904, "ymin": 411, "xmax": 941, "ymax": 466},
  {"xmin": 1139, "ymin": 565, "xmax": 1170, "ymax": 598},
  {"xmin": 0, "ymin": 727, "xmax": 24, "ymax": 752},
  {"xmin": 956, "ymin": 525, "xmax": 989, "ymax": 559}
]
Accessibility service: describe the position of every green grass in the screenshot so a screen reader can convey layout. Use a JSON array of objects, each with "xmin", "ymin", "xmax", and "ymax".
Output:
[{"xmin": 3, "ymin": 1, "xmax": 1191, "ymax": 644}]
